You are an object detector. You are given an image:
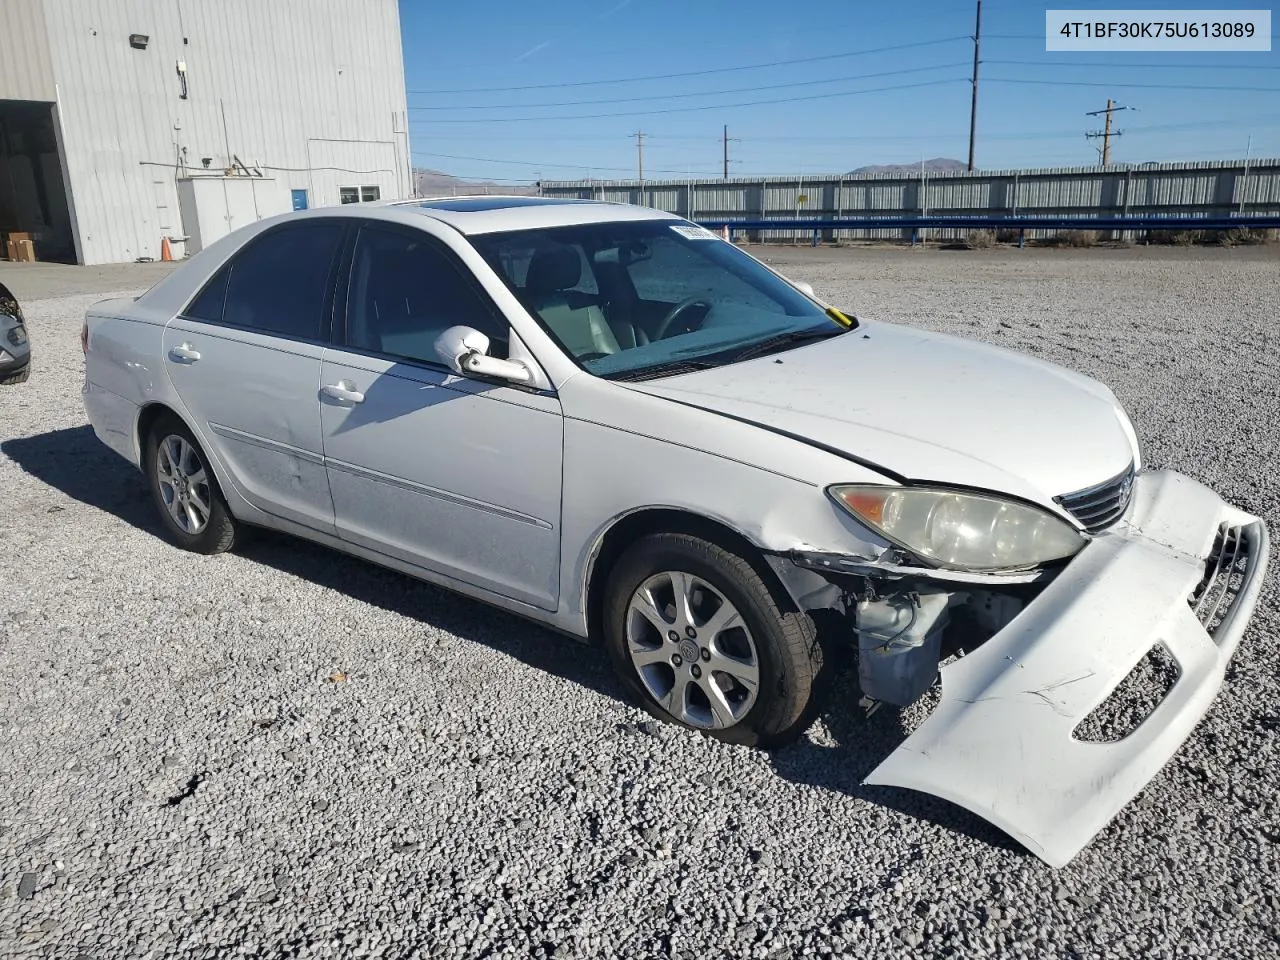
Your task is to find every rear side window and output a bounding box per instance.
[184,266,229,322]
[189,223,343,340]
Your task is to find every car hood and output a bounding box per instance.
[627,320,1135,509]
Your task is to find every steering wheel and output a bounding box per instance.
[654,296,713,340]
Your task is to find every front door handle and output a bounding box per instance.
[321,381,365,404]
[168,343,201,363]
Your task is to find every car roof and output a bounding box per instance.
[383,195,681,235]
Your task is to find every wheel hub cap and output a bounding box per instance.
[624,570,761,731]
[156,433,211,536]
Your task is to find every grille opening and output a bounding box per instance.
[1056,464,1135,534]
[1190,524,1248,638]
[1073,643,1180,743]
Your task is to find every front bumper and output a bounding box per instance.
[865,469,1270,867]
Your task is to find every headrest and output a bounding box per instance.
[524,245,581,294]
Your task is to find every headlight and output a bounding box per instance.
[829,484,1086,572]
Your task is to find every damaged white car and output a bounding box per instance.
[81,197,1269,867]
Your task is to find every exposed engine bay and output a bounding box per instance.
[772,549,1041,707]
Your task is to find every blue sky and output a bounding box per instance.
[398,0,1279,183]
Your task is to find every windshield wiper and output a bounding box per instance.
[607,359,719,382]
[725,327,847,363]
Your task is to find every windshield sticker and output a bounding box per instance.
[670,224,720,240]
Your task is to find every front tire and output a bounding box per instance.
[603,533,822,748]
[144,415,238,554]
[0,364,29,385]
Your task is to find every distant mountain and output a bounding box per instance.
[413,168,538,197]
[848,157,967,175]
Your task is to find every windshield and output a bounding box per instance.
[470,220,850,380]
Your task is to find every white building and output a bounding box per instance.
[0,0,412,265]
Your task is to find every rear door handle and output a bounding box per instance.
[169,343,201,363]
[321,381,365,404]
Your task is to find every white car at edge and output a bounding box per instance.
[81,197,1269,867]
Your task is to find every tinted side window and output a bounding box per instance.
[346,226,507,364]
[220,224,343,340]
[184,265,229,322]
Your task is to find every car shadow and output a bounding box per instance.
[5,424,1027,861]
[1,425,621,703]
[768,671,1025,857]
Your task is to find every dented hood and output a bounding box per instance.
[629,320,1135,507]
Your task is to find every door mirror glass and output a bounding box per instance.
[434,325,533,384]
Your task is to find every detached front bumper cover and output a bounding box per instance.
[865,469,1270,867]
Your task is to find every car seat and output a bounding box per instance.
[523,245,622,357]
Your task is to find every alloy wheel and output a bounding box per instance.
[625,570,761,729]
[155,434,212,535]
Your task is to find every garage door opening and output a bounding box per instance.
[0,100,75,264]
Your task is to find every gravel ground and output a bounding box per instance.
[2,246,1279,958]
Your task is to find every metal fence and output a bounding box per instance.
[539,158,1280,242]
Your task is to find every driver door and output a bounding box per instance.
[319,222,564,610]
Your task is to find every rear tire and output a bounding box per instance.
[603,532,823,748]
[144,414,238,554]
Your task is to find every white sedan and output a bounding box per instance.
[81,197,1268,867]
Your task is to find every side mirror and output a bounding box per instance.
[434,325,533,384]
[793,280,817,298]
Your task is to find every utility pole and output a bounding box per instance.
[1238,134,1253,214]
[634,130,645,181]
[967,0,982,171]
[1085,99,1129,165]
[721,125,741,179]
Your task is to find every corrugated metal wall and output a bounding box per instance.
[542,159,1280,241]
[30,0,411,264]
[0,1,56,102]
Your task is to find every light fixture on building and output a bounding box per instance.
[129,34,149,49]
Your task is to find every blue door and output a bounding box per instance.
[291,189,309,211]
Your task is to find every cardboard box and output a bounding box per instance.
[5,238,36,262]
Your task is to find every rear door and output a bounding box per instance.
[163,220,345,534]
[319,221,564,609]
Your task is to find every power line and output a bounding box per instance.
[411,149,719,177]
[405,36,970,94]
[410,77,969,124]
[407,133,724,142]
[987,77,1280,93]
[407,62,970,111]
[988,58,1280,70]
[409,113,1280,145]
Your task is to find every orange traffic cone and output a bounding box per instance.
[160,236,173,262]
